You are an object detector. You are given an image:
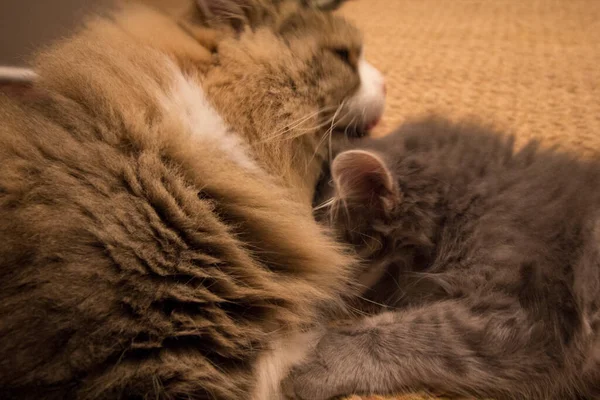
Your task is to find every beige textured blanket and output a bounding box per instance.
[343,0,600,155]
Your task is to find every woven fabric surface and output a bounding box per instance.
[341,0,600,156]
[337,0,599,399]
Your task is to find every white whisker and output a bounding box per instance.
[313,197,336,212]
[258,106,339,144]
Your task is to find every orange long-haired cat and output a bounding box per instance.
[0,0,385,399]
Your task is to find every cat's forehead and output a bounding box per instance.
[275,7,363,49]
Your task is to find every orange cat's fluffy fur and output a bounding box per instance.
[0,0,386,399]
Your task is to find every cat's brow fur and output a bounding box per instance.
[0,0,365,399]
[284,116,600,399]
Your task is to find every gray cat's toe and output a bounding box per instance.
[280,374,300,399]
[281,364,332,400]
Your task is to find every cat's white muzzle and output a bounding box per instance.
[338,57,386,135]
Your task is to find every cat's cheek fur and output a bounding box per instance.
[160,62,259,172]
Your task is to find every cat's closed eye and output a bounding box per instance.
[330,47,358,68]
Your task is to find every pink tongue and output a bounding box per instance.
[365,116,382,131]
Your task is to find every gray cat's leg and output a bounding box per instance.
[282,300,576,400]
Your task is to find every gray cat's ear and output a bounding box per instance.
[302,0,348,11]
[331,149,399,210]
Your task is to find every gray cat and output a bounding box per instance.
[283,116,600,400]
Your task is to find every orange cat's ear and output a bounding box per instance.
[193,0,348,30]
[331,149,399,212]
[195,0,254,29]
[302,0,349,11]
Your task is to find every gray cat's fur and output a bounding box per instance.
[283,116,600,399]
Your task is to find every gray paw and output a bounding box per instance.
[281,330,361,400]
[282,366,331,400]
[281,357,337,400]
